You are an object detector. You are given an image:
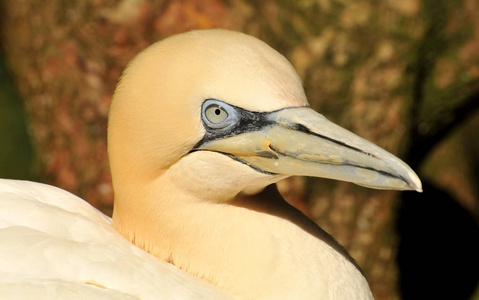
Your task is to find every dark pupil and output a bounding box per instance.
[215,108,221,115]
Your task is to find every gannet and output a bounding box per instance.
[0,29,421,300]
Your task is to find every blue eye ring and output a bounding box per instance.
[201,99,239,129]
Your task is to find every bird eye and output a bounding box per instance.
[205,104,228,124]
[201,99,238,129]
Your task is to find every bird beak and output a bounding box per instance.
[196,106,422,192]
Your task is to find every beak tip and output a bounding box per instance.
[407,172,422,193]
[414,185,423,193]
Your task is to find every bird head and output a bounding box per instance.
[108,29,421,204]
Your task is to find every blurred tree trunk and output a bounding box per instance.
[1,0,479,299]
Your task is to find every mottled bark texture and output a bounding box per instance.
[1,0,478,299]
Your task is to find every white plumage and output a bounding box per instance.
[0,179,233,299]
[0,29,421,299]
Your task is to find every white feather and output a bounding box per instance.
[0,179,233,300]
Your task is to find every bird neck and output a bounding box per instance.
[112,173,371,299]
